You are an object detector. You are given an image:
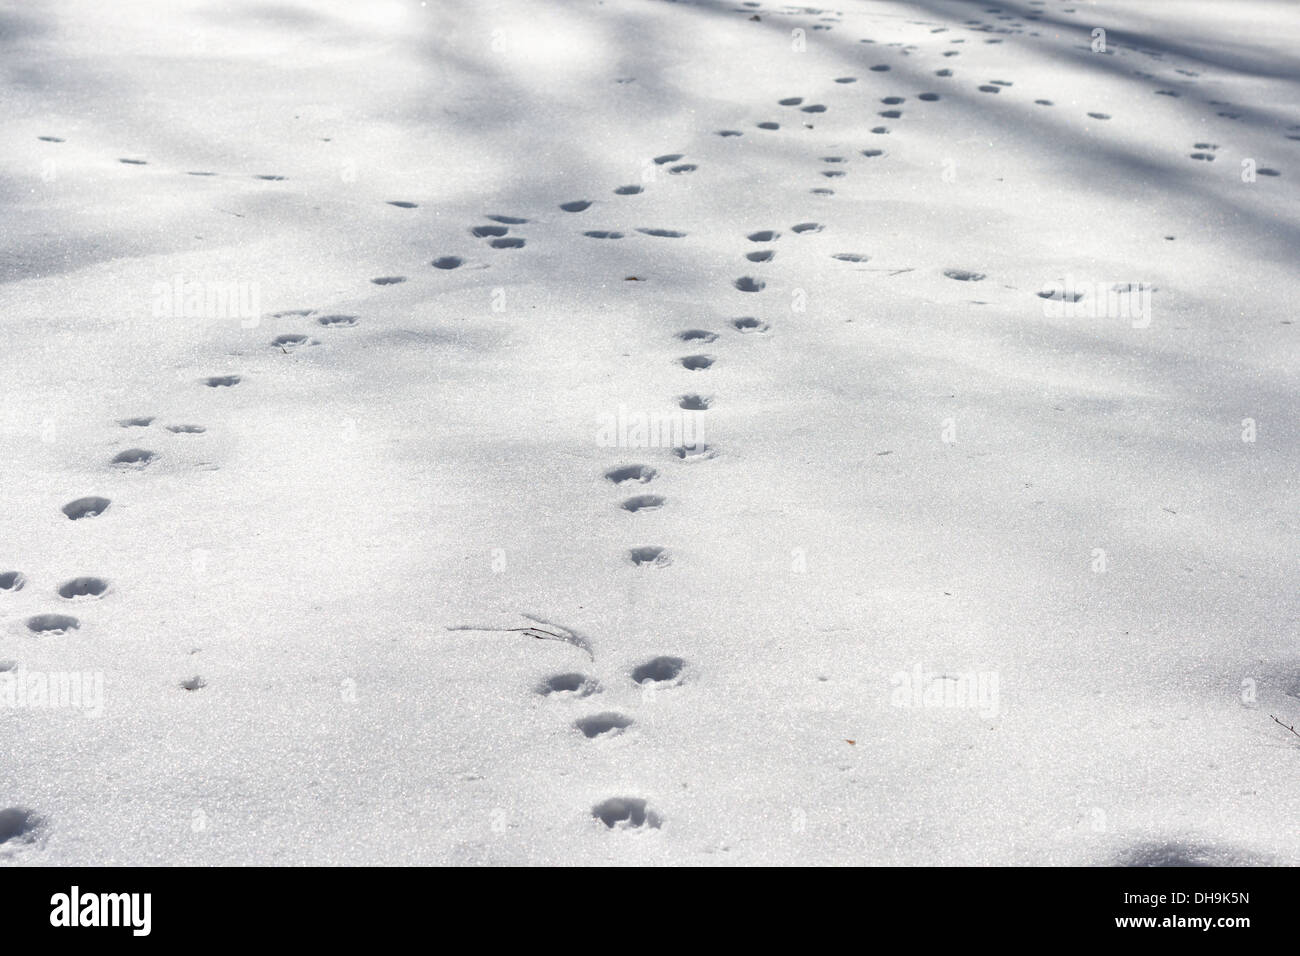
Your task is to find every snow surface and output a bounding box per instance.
[1,0,1298,865]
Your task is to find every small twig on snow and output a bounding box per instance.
[447,614,594,660]
[1270,715,1300,741]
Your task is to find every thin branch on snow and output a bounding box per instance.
[447,616,594,660]
[1270,715,1300,741]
